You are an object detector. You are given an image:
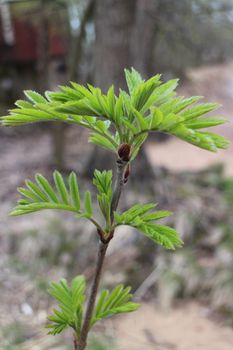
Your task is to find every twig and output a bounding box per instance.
[111,158,128,220]
[74,336,78,350]
[77,157,128,349]
[77,241,108,350]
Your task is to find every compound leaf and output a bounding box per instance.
[114,203,182,250]
[47,276,85,337]
[91,284,140,326]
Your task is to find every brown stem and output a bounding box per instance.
[78,241,108,350]
[77,158,128,350]
[111,158,128,221]
[74,335,78,350]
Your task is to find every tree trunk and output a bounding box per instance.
[133,0,159,77]
[94,0,137,91]
[85,0,155,188]
[52,0,94,171]
[37,0,49,92]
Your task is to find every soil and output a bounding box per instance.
[115,302,233,350]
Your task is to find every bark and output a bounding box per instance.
[85,0,156,187]
[133,0,159,77]
[94,0,137,91]
[78,241,108,350]
[53,0,94,171]
[37,0,49,92]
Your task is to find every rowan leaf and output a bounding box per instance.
[91,284,140,326]
[114,203,182,250]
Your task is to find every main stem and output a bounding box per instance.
[77,158,128,350]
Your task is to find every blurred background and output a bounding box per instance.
[0,0,233,349]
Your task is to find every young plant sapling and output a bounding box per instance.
[1,68,229,350]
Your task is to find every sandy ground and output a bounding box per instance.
[115,302,233,350]
[146,63,233,175]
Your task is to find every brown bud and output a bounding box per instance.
[124,163,131,183]
[118,143,131,161]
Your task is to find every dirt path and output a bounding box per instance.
[146,62,233,175]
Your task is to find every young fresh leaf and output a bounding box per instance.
[47,276,86,337]
[84,191,93,217]
[68,172,81,210]
[10,171,100,232]
[93,170,113,223]
[114,203,182,249]
[91,284,140,326]
[1,68,228,156]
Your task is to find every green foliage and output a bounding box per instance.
[93,170,112,227]
[10,171,100,227]
[11,168,181,249]
[114,203,183,249]
[47,276,86,337]
[1,68,229,157]
[47,276,139,338]
[91,284,140,326]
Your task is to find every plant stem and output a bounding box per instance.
[77,158,128,350]
[111,159,128,220]
[74,336,78,350]
[78,241,108,350]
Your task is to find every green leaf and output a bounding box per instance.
[138,223,183,249]
[15,99,33,109]
[180,102,220,121]
[84,191,93,217]
[53,171,69,205]
[24,90,47,104]
[106,85,115,116]
[142,210,172,222]
[35,174,59,203]
[173,96,203,113]
[91,284,140,326]
[171,124,219,152]
[56,100,100,116]
[89,133,117,152]
[1,67,228,155]
[114,203,182,249]
[10,172,81,216]
[131,132,148,160]
[185,117,227,129]
[202,132,230,149]
[132,107,148,131]
[93,170,112,196]
[47,275,86,337]
[25,180,48,201]
[93,170,112,223]
[69,172,81,210]
[149,107,164,129]
[124,67,143,95]
[132,75,161,112]
[114,94,124,124]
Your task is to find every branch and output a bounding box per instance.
[77,241,108,350]
[77,157,129,350]
[111,158,129,221]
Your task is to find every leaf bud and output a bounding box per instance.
[118,143,131,161]
[124,164,131,183]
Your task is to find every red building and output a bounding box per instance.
[0,18,67,64]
